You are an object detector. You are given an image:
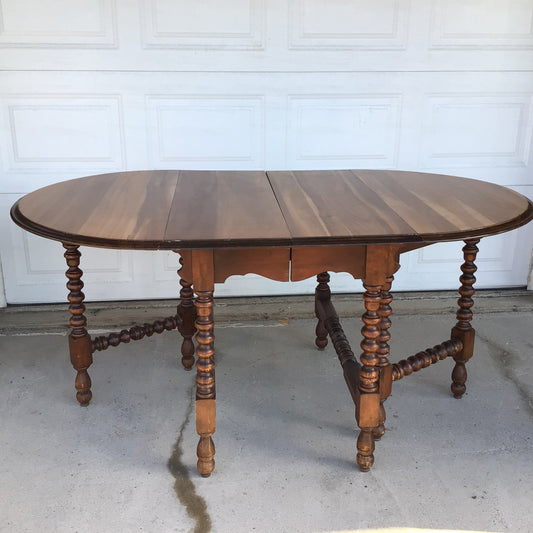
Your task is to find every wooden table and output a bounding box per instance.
[11,169,533,477]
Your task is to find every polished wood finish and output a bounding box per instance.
[359,282,382,396]
[268,170,533,245]
[356,281,382,472]
[165,170,291,248]
[92,315,181,353]
[292,246,366,281]
[191,249,216,477]
[353,170,531,242]
[314,272,331,350]
[11,170,533,249]
[213,248,290,283]
[16,172,180,249]
[63,245,93,406]
[196,399,216,477]
[391,338,463,381]
[450,239,480,399]
[177,256,197,370]
[11,170,533,477]
[374,276,393,441]
[355,245,399,471]
[315,294,360,405]
[268,170,415,241]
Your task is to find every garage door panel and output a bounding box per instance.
[419,94,532,171]
[429,0,533,50]
[0,95,125,174]
[286,94,402,169]
[141,0,265,50]
[288,0,410,50]
[146,95,265,169]
[0,0,117,47]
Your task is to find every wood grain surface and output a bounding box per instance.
[11,169,533,249]
[165,170,291,246]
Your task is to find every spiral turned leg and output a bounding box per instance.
[314,272,331,349]
[194,288,216,477]
[451,239,479,399]
[177,259,196,370]
[63,244,93,406]
[356,282,382,472]
[373,276,393,441]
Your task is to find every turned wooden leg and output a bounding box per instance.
[177,257,196,370]
[450,239,479,399]
[373,276,393,441]
[356,282,382,472]
[314,272,330,349]
[63,244,93,406]
[195,290,215,476]
[192,250,216,477]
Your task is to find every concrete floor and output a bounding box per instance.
[1,294,532,533]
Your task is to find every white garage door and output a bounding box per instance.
[1,1,532,304]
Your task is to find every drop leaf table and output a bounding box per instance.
[11,169,533,476]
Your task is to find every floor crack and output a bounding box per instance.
[168,384,212,533]
[477,332,533,417]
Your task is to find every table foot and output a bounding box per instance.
[70,334,93,406]
[314,272,330,349]
[64,245,93,406]
[451,363,468,399]
[197,434,216,477]
[74,372,92,405]
[177,263,196,370]
[450,239,479,399]
[196,398,216,477]
[356,428,375,472]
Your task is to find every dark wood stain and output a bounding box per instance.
[165,170,291,244]
[11,169,533,249]
[268,169,418,238]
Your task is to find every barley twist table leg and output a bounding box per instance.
[63,244,93,406]
[451,239,479,399]
[314,271,331,349]
[194,288,216,477]
[177,257,196,370]
[373,275,393,441]
[356,282,382,472]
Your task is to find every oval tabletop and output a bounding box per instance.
[11,169,533,250]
